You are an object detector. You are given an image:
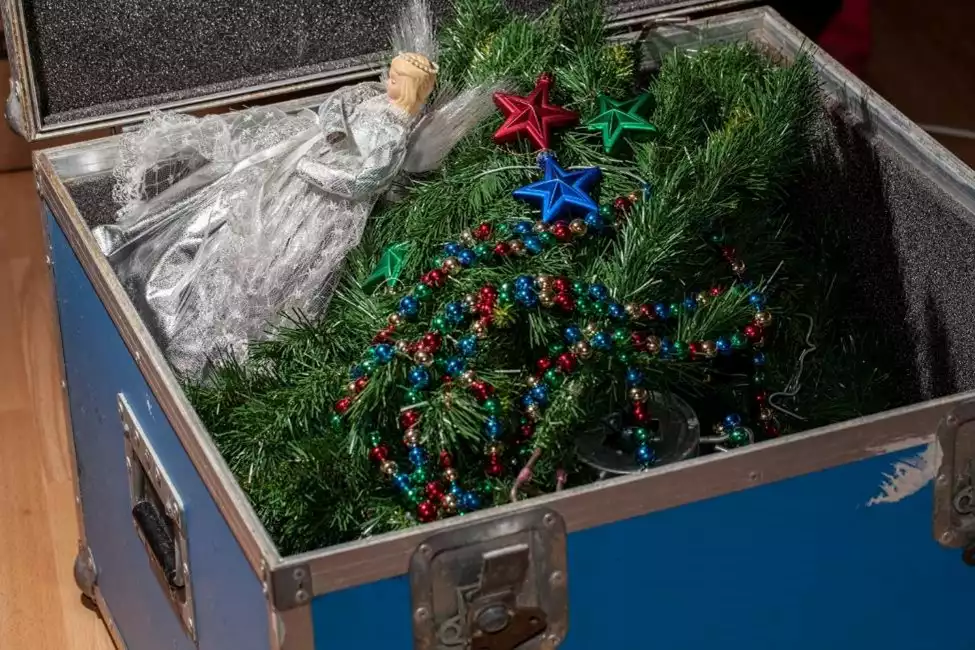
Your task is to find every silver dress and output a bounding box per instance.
[95,82,414,376]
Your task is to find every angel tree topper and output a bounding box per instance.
[493,73,579,151]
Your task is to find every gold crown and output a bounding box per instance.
[397,52,439,75]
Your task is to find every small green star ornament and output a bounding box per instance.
[585,93,656,153]
[363,242,410,292]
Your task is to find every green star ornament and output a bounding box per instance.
[363,242,410,292]
[585,93,657,153]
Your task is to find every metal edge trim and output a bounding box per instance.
[93,584,128,649]
[286,391,969,595]
[2,0,40,140]
[757,9,975,217]
[38,198,89,555]
[271,603,317,650]
[33,152,283,577]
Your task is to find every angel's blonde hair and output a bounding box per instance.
[390,52,437,115]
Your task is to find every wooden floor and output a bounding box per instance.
[0,2,974,648]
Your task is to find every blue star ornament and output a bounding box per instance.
[513,157,601,224]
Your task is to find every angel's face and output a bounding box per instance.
[387,68,404,102]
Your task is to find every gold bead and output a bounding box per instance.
[730,259,746,275]
[463,293,477,309]
[700,340,717,358]
[629,387,648,403]
[381,460,398,475]
[472,321,488,338]
[526,375,540,388]
[443,391,454,409]
[759,407,774,422]
[415,350,434,367]
[443,256,462,275]
[569,219,587,236]
[485,442,505,456]
[754,310,773,327]
[441,493,458,513]
[713,423,726,435]
[509,239,526,255]
[347,382,358,393]
[526,404,542,421]
[625,302,640,317]
[459,230,475,246]
[695,292,710,307]
[572,340,593,359]
[388,313,403,327]
[444,467,458,482]
[403,429,419,446]
[645,335,661,354]
[628,192,639,204]
[458,370,476,388]
[584,322,599,337]
[395,340,410,353]
[533,222,547,234]
[539,290,555,308]
[535,273,552,288]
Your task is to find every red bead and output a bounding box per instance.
[763,422,781,437]
[688,342,701,358]
[400,409,421,430]
[439,450,453,468]
[630,331,647,350]
[426,269,446,288]
[353,376,369,393]
[755,389,769,405]
[486,454,504,477]
[536,357,553,373]
[335,397,353,414]
[417,500,438,523]
[721,246,736,260]
[639,304,655,320]
[372,328,393,344]
[553,292,574,313]
[474,223,492,240]
[552,276,570,294]
[613,196,632,214]
[368,444,389,463]
[709,286,723,297]
[479,285,498,303]
[420,331,442,352]
[519,423,536,440]
[425,481,444,500]
[743,324,762,341]
[493,241,511,257]
[552,222,571,242]
[556,352,578,374]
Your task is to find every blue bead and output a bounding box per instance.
[564,326,583,344]
[350,365,365,379]
[591,331,613,351]
[724,413,742,428]
[408,366,430,388]
[457,335,478,357]
[520,393,536,408]
[608,302,627,321]
[444,242,462,257]
[458,249,476,267]
[445,301,466,323]
[584,212,603,231]
[716,337,732,355]
[450,482,463,496]
[523,234,543,254]
[660,338,674,356]
[635,444,655,466]
[588,283,609,301]
[393,473,411,491]
[642,183,653,201]
[483,416,503,439]
[374,344,395,364]
[749,292,765,308]
[683,296,697,311]
[513,221,534,236]
[408,447,427,466]
[626,367,644,387]
[753,351,767,366]
[446,357,466,376]
[516,289,538,308]
[530,384,550,405]
[398,295,420,319]
[461,491,482,511]
[514,275,535,291]
[654,302,670,320]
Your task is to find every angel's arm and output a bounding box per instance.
[297,129,409,201]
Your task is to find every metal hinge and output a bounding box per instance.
[410,507,568,650]
[933,401,975,565]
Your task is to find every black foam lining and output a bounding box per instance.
[63,102,975,403]
[20,0,674,126]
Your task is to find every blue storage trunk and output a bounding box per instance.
[6,1,975,648]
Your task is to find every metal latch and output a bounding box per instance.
[410,508,568,649]
[933,401,975,565]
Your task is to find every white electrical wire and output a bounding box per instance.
[767,313,817,421]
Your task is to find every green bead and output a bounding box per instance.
[404,487,423,503]
[406,388,423,404]
[616,351,631,364]
[414,283,433,300]
[498,291,513,306]
[369,431,383,446]
[731,332,747,349]
[593,301,608,316]
[496,223,510,236]
[575,296,592,313]
[366,346,379,360]
[538,232,556,248]
[479,479,496,495]
[474,243,491,258]
[728,427,751,447]
[669,302,680,316]
[543,368,562,386]
[599,204,613,218]
[548,342,566,356]
[672,341,688,359]
[612,328,629,344]
[632,427,649,442]
[710,233,724,244]
[483,398,502,415]
[572,281,588,296]
[752,371,766,384]
[500,282,513,293]
[432,315,450,332]
[435,356,448,370]
[330,414,344,430]
[433,256,444,268]
[361,359,377,373]
[411,467,428,483]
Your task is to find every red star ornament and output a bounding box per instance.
[492,73,579,151]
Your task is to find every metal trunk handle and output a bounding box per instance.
[933,399,975,565]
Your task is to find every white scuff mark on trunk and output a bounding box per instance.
[867,440,942,506]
